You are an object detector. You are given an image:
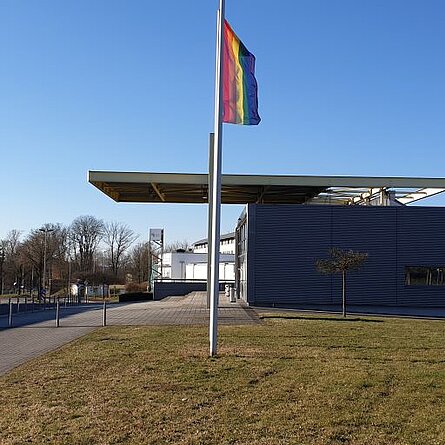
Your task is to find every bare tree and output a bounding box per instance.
[316,247,368,317]
[164,240,191,253]
[69,216,104,273]
[2,230,22,293]
[103,222,138,276]
[128,242,150,284]
[21,224,68,294]
[4,230,21,256]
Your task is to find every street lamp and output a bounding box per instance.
[39,227,54,297]
[0,245,5,295]
[66,242,73,304]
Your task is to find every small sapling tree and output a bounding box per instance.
[316,248,368,317]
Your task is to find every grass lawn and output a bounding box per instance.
[0,313,444,444]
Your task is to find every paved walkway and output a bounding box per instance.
[0,292,259,375]
[106,292,259,326]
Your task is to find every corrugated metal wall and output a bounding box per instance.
[245,204,445,307]
[397,207,445,306]
[330,206,397,306]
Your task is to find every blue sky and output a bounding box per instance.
[1,0,445,244]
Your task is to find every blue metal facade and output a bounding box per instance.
[238,204,445,307]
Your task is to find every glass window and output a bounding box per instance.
[405,266,445,286]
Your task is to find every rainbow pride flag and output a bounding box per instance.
[222,20,261,125]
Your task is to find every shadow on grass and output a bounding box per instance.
[260,315,384,323]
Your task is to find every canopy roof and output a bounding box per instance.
[88,170,445,205]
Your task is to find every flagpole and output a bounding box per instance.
[206,132,214,310]
[209,0,225,356]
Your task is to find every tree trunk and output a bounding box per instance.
[342,271,346,318]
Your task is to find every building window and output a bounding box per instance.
[237,221,247,255]
[405,266,445,286]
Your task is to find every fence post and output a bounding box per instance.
[55,299,60,327]
[16,296,20,313]
[8,298,13,327]
[102,300,107,327]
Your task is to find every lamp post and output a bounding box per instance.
[30,265,34,301]
[67,243,72,304]
[0,245,5,295]
[39,227,54,297]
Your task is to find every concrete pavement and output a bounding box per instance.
[0,292,260,375]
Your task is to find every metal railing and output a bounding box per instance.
[2,295,109,328]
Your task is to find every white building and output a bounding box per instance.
[192,232,235,254]
[162,251,235,281]
[185,261,235,281]
[161,233,236,281]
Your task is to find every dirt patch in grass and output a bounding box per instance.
[1,314,444,444]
